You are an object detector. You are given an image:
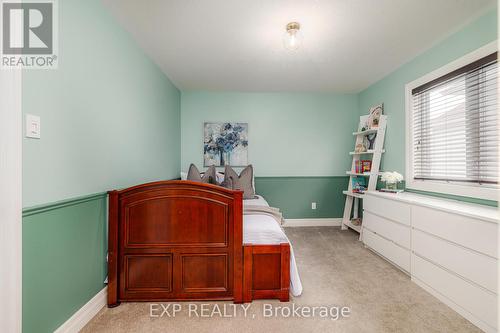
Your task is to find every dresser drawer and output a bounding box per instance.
[364,195,410,226]
[363,228,410,272]
[363,211,410,249]
[413,229,497,293]
[412,254,498,332]
[412,205,498,258]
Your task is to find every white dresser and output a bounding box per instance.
[362,191,498,333]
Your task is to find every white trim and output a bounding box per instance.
[283,218,341,227]
[54,287,107,333]
[0,69,22,332]
[405,41,499,201]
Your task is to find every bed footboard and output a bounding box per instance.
[243,243,290,302]
[107,181,244,306]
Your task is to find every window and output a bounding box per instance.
[406,43,498,200]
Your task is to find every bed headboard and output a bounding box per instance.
[107,180,243,306]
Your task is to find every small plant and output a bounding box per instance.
[381,172,404,188]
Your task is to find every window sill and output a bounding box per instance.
[406,179,498,202]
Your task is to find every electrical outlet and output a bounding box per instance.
[311,202,317,210]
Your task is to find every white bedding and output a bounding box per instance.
[243,196,303,297]
[244,195,270,207]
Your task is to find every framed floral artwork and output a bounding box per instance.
[204,122,248,166]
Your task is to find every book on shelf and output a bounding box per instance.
[354,159,372,174]
[362,160,372,173]
[351,176,366,193]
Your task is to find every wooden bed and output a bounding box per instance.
[107,180,289,307]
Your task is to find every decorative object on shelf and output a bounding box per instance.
[362,160,372,173]
[381,171,404,192]
[204,122,248,166]
[351,176,367,193]
[351,218,362,226]
[354,142,367,153]
[365,133,377,150]
[354,160,372,174]
[367,104,383,129]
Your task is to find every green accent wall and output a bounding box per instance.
[358,9,497,175]
[181,91,359,176]
[23,194,107,333]
[255,177,349,219]
[22,0,181,208]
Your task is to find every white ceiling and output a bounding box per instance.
[102,0,495,93]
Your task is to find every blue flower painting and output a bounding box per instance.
[204,122,248,166]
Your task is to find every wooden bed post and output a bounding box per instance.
[242,243,290,303]
[280,243,290,302]
[233,191,244,303]
[242,246,253,303]
[107,190,120,307]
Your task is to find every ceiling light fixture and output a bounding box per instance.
[283,22,302,51]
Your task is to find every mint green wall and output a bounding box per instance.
[23,194,106,333]
[181,92,358,218]
[181,91,358,176]
[358,9,497,175]
[23,0,181,208]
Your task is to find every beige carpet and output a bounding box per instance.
[83,227,480,333]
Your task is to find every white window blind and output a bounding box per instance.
[412,53,498,185]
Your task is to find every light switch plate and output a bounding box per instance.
[311,202,317,210]
[26,114,41,139]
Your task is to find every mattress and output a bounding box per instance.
[243,195,303,297]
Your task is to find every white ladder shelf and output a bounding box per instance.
[341,115,387,239]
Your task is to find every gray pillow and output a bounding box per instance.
[219,172,232,189]
[223,165,255,199]
[187,164,217,184]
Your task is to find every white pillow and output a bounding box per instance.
[216,172,225,184]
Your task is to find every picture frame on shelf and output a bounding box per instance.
[367,104,383,129]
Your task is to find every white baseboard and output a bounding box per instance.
[284,218,342,227]
[54,287,107,333]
